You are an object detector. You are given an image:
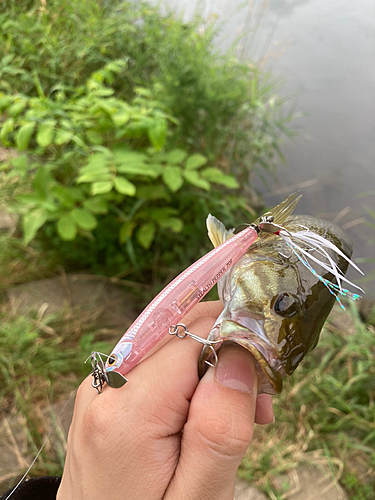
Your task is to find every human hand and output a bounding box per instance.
[57,301,273,500]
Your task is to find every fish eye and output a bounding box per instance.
[107,354,117,366]
[274,293,302,317]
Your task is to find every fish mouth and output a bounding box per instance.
[198,318,285,394]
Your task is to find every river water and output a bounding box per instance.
[154,0,375,295]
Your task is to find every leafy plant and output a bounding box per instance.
[0,309,110,411]
[0,0,292,281]
[0,62,239,256]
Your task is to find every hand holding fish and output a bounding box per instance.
[57,301,274,500]
[4,193,363,500]
[94,193,363,396]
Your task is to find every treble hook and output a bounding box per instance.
[85,351,128,393]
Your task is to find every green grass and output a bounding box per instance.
[239,302,375,499]
[1,299,373,498]
[0,305,113,485]
[0,234,59,292]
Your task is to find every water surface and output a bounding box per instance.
[155,0,375,294]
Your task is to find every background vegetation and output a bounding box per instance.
[0,0,291,281]
[0,0,373,499]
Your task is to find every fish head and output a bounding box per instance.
[199,208,355,394]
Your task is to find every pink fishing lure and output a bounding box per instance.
[102,225,258,386]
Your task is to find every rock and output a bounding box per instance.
[273,463,348,500]
[0,210,18,232]
[0,147,18,162]
[6,273,138,333]
[234,479,268,500]
[357,298,375,323]
[327,305,357,336]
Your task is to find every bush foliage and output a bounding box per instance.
[0,0,292,278]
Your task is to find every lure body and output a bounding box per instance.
[105,225,258,379]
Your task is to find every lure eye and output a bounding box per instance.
[107,354,117,366]
[274,293,302,317]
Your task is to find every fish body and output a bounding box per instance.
[199,200,355,394]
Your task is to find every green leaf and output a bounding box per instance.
[150,151,169,163]
[165,149,188,165]
[71,209,97,230]
[116,163,161,177]
[82,154,111,169]
[119,221,136,244]
[0,118,14,146]
[112,110,130,127]
[41,200,58,212]
[135,87,151,97]
[136,222,156,249]
[10,155,27,170]
[159,217,183,232]
[114,176,136,196]
[185,154,207,170]
[96,98,117,114]
[16,122,36,151]
[33,166,51,199]
[183,170,210,190]
[77,172,112,184]
[85,130,103,145]
[70,134,86,148]
[0,95,13,112]
[148,118,167,150]
[51,185,77,208]
[57,214,77,240]
[17,193,43,206]
[113,147,159,177]
[91,181,113,195]
[113,147,147,165]
[22,208,47,245]
[162,166,183,192]
[83,198,108,214]
[55,129,72,145]
[201,167,239,188]
[93,88,115,97]
[8,100,27,118]
[147,207,178,222]
[136,185,170,201]
[2,54,15,66]
[36,120,56,147]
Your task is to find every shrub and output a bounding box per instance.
[0,0,292,279]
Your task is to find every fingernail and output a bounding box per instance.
[215,344,256,394]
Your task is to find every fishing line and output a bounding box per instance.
[4,390,77,500]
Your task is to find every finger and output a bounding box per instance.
[72,300,223,426]
[255,394,274,425]
[63,307,223,500]
[165,344,258,500]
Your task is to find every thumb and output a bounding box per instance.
[165,344,257,500]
